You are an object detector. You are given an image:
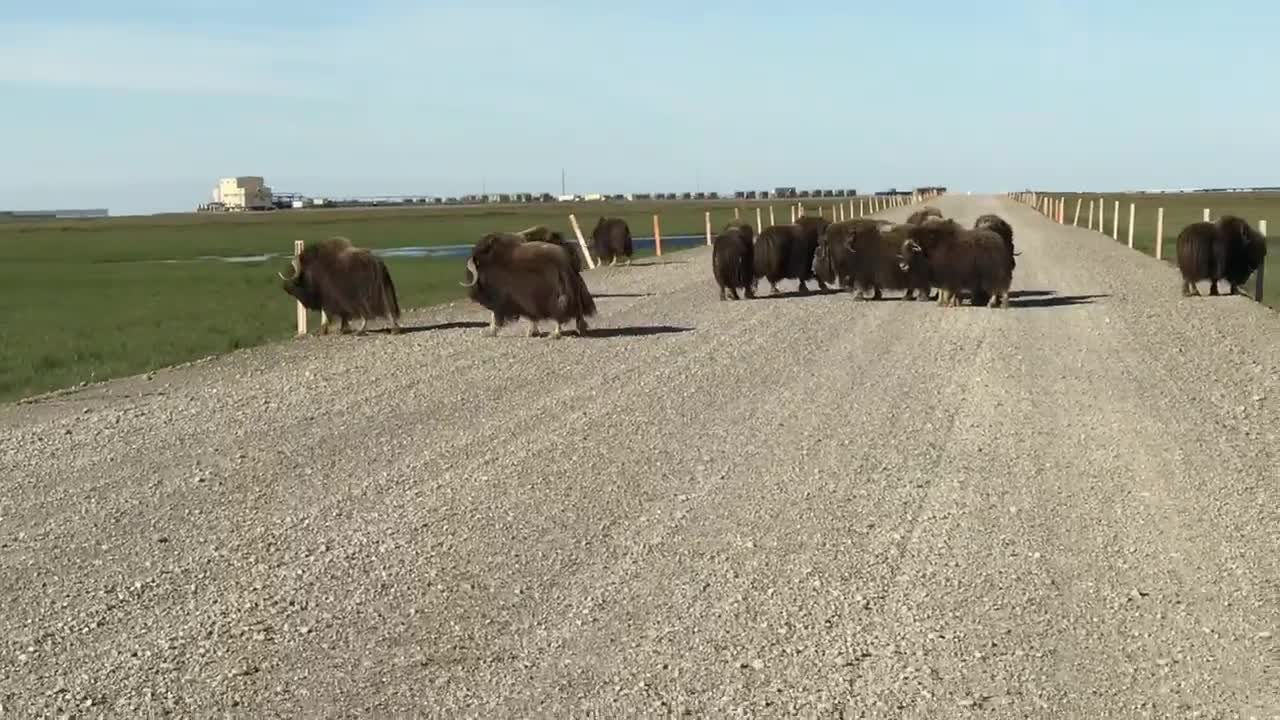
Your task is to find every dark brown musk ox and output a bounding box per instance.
[898,219,1013,308]
[1176,215,1268,296]
[753,218,830,295]
[591,216,634,266]
[278,236,402,334]
[834,219,932,301]
[514,225,585,272]
[459,231,597,338]
[712,223,756,300]
[905,206,944,226]
[969,213,1017,306]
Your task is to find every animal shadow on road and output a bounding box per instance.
[587,324,693,338]
[627,260,688,267]
[750,288,843,301]
[593,292,657,299]
[1007,290,1110,308]
[372,321,489,335]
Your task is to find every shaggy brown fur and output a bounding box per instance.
[1176,215,1269,296]
[753,221,826,294]
[591,217,634,266]
[969,214,1017,305]
[712,226,756,300]
[899,219,1012,308]
[723,219,756,245]
[838,220,932,301]
[278,236,402,334]
[905,206,944,226]
[460,232,597,338]
[516,225,585,272]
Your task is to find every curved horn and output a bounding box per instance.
[277,271,290,281]
[458,257,480,287]
[1012,251,1022,256]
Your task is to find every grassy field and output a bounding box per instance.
[1024,190,1280,308]
[0,196,885,403]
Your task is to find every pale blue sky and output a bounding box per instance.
[1,1,1277,215]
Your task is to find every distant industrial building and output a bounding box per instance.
[210,176,274,211]
[0,208,109,222]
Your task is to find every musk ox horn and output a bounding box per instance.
[458,257,479,287]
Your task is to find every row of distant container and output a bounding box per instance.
[0,208,110,221]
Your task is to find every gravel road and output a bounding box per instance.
[2,195,1278,718]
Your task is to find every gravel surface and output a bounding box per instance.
[1,195,1278,717]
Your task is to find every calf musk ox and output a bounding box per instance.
[516,225,585,272]
[591,217,634,266]
[753,219,829,294]
[834,220,931,301]
[278,236,402,334]
[459,232,597,338]
[1176,215,1268,296]
[712,224,756,300]
[905,206,944,226]
[969,214,1017,306]
[899,219,1013,308]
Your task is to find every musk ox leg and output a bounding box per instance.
[356,316,369,335]
[1209,279,1220,296]
[526,319,541,337]
[338,316,352,334]
[718,286,726,301]
[549,321,563,340]
[576,316,589,336]
[483,311,500,337]
[728,287,740,300]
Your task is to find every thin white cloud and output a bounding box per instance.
[0,20,342,99]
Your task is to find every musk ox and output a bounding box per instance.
[459,232,597,338]
[516,225,586,272]
[898,219,1012,308]
[906,206,944,226]
[278,236,402,334]
[836,220,932,301]
[1176,215,1268,296]
[753,220,828,295]
[712,225,756,300]
[723,219,756,245]
[969,214,1017,306]
[591,217,634,266]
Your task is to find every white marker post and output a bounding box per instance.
[790,205,796,223]
[704,211,712,246]
[1099,198,1105,234]
[293,240,307,336]
[734,207,740,219]
[1127,203,1135,248]
[1203,208,1211,222]
[860,198,865,217]
[769,206,776,226]
[567,214,597,269]
[1155,207,1165,260]
[756,206,763,232]
[1112,200,1120,240]
[1256,220,1268,303]
[1073,198,1082,226]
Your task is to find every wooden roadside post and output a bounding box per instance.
[1060,197,1066,223]
[1256,220,1268,303]
[292,240,307,336]
[734,207,740,219]
[860,198,865,216]
[790,205,796,223]
[1127,203,1135,248]
[1203,208,1211,222]
[1155,208,1165,260]
[1112,200,1120,240]
[653,214,663,256]
[769,206,776,226]
[568,214,597,269]
[756,206,763,232]
[1073,198,1082,226]
[819,207,824,218]
[1099,198,1105,234]
[1088,200,1094,230]
[704,211,712,246]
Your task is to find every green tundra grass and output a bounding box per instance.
[0,196,883,404]
[1026,190,1280,309]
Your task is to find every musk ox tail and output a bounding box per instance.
[563,265,597,319]
[380,262,401,320]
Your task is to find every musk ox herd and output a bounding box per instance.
[714,206,1019,307]
[277,204,1269,339]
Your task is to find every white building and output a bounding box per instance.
[213,176,273,210]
